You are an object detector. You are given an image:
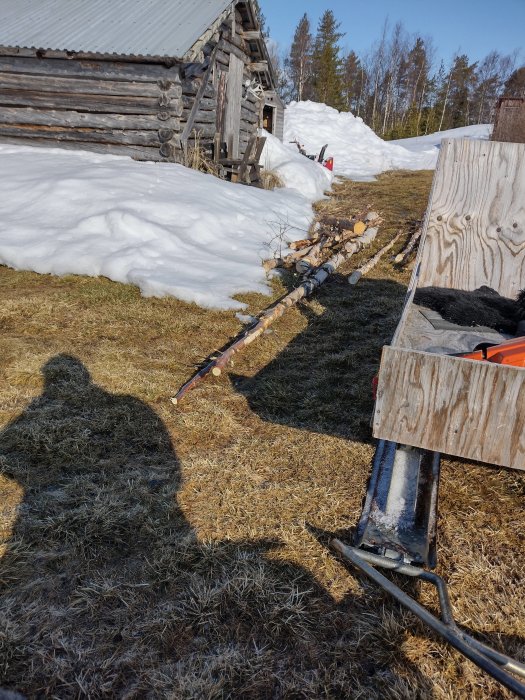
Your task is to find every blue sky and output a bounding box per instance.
[261,0,524,67]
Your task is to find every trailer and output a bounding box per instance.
[333,138,525,697]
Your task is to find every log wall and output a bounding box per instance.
[0,5,274,163]
[0,53,183,161]
[180,9,262,159]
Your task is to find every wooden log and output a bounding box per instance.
[217,38,251,65]
[289,237,318,251]
[0,106,180,130]
[353,220,367,235]
[240,107,258,124]
[0,125,164,146]
[295,236,330,273]
[0,55,179,82]
[348,231,403,285]
[0,135,163,160]
[182,95,215,111]
[394,227,423,265]
[0,71,182,98]
[181,44,219,145]
[182,108,216,124]
[0,89,178,114]
[185,123,216,139]
[172,247,354,405]
[182,79,215,99]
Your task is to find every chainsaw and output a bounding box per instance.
[459,335,525,366]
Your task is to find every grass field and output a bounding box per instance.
[0,170,524,699]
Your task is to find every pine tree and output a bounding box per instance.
[286,13,313,102]
[504,66,525,97]
[447,54,478,127]
[343,50,366,115]
[312,10,345,109]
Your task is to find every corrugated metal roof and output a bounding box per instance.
[0,0,233,58]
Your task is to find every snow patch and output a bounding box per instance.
[261,129,333,201]
[284,101,491,180]
[0,143,314,310]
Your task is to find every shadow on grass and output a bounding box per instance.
[231,274,408,442]
[0,354,439,698]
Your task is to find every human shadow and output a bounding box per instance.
[231,274,408,442]
[0,354,437,698]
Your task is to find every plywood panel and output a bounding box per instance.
[417,138,525,299]
[224,53,243,158]
[373,346,525,470]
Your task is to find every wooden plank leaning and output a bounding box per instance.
[180,43,220,147]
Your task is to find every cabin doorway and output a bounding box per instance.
[263,105,275,134]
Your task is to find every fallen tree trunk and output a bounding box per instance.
[173,247,355,405]
[348,231,403,285]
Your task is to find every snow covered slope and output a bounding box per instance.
[261,130,333,201]
[0,144,314,310]
[0,104,492,310]
[391,124,492,152]
[284,101,491,180]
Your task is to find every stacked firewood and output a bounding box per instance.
[394,218,424,268]
[264,210,384,274]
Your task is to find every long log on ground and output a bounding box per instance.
[172,248,355,405]
[394,227,422,265]
[348,231,403,285]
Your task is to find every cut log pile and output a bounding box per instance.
[264,210,384,274]
[394,219,424,268]
[173,211,390,405]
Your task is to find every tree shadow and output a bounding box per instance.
[231,274,408,442]
[0,354,438,697]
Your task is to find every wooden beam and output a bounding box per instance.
[0,106,180,130]
[242,30,262,40]
[250,61,268,72]
[180,43,219,144]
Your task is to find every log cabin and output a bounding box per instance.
[0,0,284,163]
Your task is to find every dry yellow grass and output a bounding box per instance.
[0,170,524,698]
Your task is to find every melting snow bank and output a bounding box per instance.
[391,124,492,152]
[0,143,316,310]
[284,101,491,180]
[261,129,333,201]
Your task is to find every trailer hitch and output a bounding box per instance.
[332,539,525,698]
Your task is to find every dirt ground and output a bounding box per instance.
[0,171,524,699]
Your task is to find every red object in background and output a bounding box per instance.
[460,336,525,367]
[372,374,379,400]
[323,157,334,171]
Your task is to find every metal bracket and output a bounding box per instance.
[332,539,525,698]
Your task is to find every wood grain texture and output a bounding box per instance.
[373,346,525,470]
[0,136,161,160]
[224,53,243,158]
[0,71,181,98]
[375,139,525,469]
[417,138,525,298]
[0,107,180,131]
[0,55,177,82]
